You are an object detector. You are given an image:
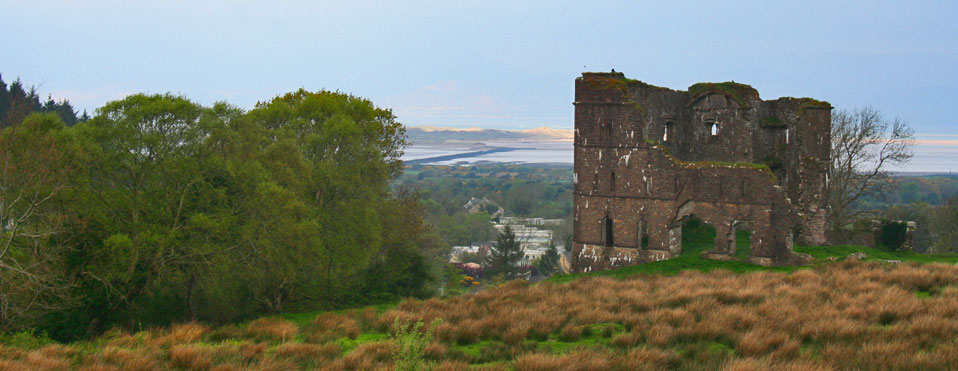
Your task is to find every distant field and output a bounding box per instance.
[3,224,957,370]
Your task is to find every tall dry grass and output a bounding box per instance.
[2,261,958,369]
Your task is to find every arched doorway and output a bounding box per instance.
[729,220,753,259]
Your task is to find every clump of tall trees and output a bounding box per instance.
[0,74,83,129]
[0,89,441,341]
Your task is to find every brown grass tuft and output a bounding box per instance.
[273,342,341,362]
[307,313,361,342]
[23,351,72,370]
[612,347,676,370]
[423,342,449,360]
[245,318,298,342]
[98,346,158,371]
[327,341,394,370]
[169,345,212,370]
[736,329,791,357]
[514,349,612,371]
[434,360,471,371]
[240,342,268,360]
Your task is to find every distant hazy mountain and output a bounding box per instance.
[407,126,573,142]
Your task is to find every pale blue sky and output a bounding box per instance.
[2,1,956,134]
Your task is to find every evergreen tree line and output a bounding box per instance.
[0,90,443,341]
[0,74,85,129]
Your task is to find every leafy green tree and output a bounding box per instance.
[504,182,544,216]
[0,88,431,338]
[362,189,445,302]
[230,89,409,311]
[435,212,493,246]
[485,226,523,279]
[74,93,225,326]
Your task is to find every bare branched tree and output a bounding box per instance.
[0,113,79,331]
[829,107,915,228]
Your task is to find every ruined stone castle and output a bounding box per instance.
[572,72,831,272]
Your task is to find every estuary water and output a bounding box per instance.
[403,140,957,174]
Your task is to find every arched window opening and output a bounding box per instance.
[606,122,614,139]
[708,122,718,136]
[663,122,674,142]
[603,216,614,247]
[785,128,790,144]
[637,220,649,249]
[593,172,599,191]
[610,172,616,192]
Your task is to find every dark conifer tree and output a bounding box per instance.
[537,244,561,277]
[0,74,8,122]
[485,226,523,279]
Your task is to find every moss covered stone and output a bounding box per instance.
[760,116,785,128]
[688,82,759,110]
[796,97,832,116]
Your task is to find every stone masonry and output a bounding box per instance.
[572,72,831,272]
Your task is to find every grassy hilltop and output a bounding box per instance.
[2,223,958,370]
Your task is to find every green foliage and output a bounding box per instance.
[0,330,55,349]
[390,318,441,371]
[0,89,437,340]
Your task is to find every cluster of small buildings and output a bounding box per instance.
[449,216,566,266]
[449,196,573,277]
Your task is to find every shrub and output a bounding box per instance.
[390,318,441,371]
[558,325,583,342]
[0,330,55,349]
